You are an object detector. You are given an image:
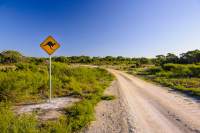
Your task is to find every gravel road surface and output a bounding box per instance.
[85,69,200,133]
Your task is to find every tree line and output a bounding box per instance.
[1,49,200,66]
[155,49,200,66]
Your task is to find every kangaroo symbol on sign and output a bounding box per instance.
[43,41,56,50]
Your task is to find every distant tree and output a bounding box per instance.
[0,54,4,63]
[91,57,101,64]
[166,53,178,63]
[151,58,157,65]
[54,56,69,63]
[28,57,46,65]
[105,56,114,61]
[156,55,165,59]
[139,57,150,65]
[79,56,91,63]
[0,50,24,63]
[180,49,200,64]
[155,55,166,66]
[116,56,124,61]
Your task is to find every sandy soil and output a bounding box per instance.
[83,81,134,133]
[15,97,80,120]
[85,69,200,133]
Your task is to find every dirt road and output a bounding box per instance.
[84,81,132,133]
[86,69,200,133]
[109,69,200,133]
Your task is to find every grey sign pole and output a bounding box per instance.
[40,36,60,103]
[49,55,52,102]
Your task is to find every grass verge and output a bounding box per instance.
[128,66,200,97]
[0,63,114,133]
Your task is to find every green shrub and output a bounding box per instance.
[146,66,162,75]
[171,66,191,77]
[162,64,200,77]
[0,103,39,133]
[64,100,94,132]
[189,65,200,77]
[0,70,48,102]
[155,71,173,77]
[162,63,177,71]
[101,95,116,100]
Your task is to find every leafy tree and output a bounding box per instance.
[155,55,166,66]
[0,54,4,63]
[54,56,69,63]
[105,56,114,61]
[79,56,91,63]
[28,57,46,65]
[139,57,150,65]
[180,49,200,64]
[166,53,178,63]
[116,56,124,61]
[0,50,24,63]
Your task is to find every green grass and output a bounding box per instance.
[0,62,114,133]
[101,95,116,100]
[0,103,39,133]
[39,100,96,133]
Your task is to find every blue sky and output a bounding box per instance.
[0,0,200,57]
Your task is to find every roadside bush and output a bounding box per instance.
[162,63,177,71]
[64,100,94,132]
[173,67,191,77]
[155,71,173,77]
[162,64,200,77]
[189,65,200,77]
[0,103,39,133]
[146,66,162,75]
[0,70,48,102]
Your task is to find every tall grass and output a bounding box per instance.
[0,103,39,133]
[0,62,114,133]
[0,62,113,103]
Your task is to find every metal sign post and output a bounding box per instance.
[49,55,52,102]
[40,36,60,103]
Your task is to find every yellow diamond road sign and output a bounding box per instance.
[40,36,60,55]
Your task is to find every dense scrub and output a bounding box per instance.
[0,62,114,133]
[144,64,200,78]
[130,64,200,96]
[0,62,113,103]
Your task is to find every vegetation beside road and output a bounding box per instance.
[118,49,200,97]
[129,63,200,97]
[0,51,114,133]
[0,48,200,132]
[1,49,200,98]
